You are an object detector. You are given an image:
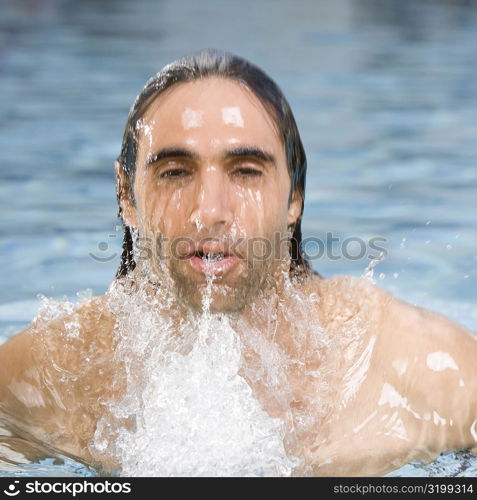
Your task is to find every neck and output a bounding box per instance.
[119,256,314,327]
[226,259,306,339]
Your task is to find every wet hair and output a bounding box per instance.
[115,48,318,279]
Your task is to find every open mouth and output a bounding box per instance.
[194,250,228,261]
[189,249,238,275]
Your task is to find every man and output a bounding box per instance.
[0,49,475,477]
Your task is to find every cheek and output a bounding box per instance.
[233,186,264,234]
[235,184,289,235]
[161,189,191,235]
[144,184,196,238]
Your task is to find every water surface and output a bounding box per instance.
[0,0,476,476]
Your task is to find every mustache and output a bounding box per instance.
[134,231,291,261]
[157,232,248,259]
[144,230,292,261]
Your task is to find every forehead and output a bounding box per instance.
[137,77,283,153]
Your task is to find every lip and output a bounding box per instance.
[194,242,232,255]
[188,253,239,276]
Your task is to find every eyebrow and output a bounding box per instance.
[223,146,276,166]
[146,147,199,166]
[146,146,277,168]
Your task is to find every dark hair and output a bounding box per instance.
[115,49,318,280]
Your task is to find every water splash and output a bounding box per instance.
[361,251,387,283]
[91,274,306,476]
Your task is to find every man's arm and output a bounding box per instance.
[311,276,477,476]
[0,325,50,423]
[0,296,118,462]
[377,292,477,454]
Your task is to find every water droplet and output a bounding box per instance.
[361,251,386,282]
[308,292,319,303]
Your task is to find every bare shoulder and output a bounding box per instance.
[33,294,117,353]
[0,296,115,403]
[365,284,477,375]
[31,294,116,339]
[310,273,477,412]
[0,295,120,460]
[305,275,477,473]
[0,293,117,382]
[27,294,119,402]
[311,273,476,347]
[0,294,117,370]
[383,290,476,345]
[310,274,392,333]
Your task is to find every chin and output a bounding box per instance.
[208,295,248,314]
[176,283,249,315]
[167,259,269,315]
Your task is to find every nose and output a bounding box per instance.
[189,166,233,230]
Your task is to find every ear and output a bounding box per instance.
[115,161,138,228]
[287,190,302,227]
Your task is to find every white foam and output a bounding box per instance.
[91,278,302,476]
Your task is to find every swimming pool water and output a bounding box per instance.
[0,0,476,476]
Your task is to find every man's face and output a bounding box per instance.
[120,77,301,313]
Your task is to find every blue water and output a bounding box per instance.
[0,0,476,476]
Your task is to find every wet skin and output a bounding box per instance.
[117,77,302,313]
[0,78,475,476]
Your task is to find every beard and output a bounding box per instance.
[153,230,290,315]
[169,255,273,314]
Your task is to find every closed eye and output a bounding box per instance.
[159,168,190,179]
[233,167,263,177]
